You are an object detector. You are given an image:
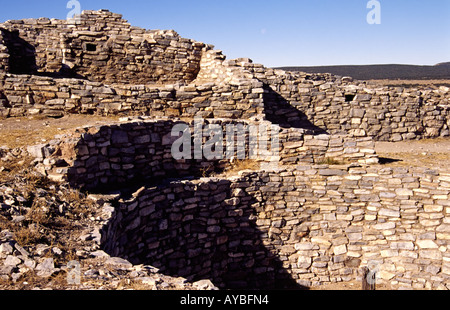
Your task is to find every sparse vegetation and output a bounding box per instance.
[0,115,120,149]
[224,159,260,176]
[0,153,97,252]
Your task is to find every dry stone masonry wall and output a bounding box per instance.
[207,58,450,141]
[0,75,264,119]
[0,10,203,84]
[0,10,449,141]
[100,165,450,290]
[30,118,450,290]
[1,10,449,290]
[34,118,378,191]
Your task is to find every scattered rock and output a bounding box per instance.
[4,255,21,267]
[105,257,133,270]
[193,279,219,290]
[35,258,57,278]
[0,243,13,255]
[52,247,63,256]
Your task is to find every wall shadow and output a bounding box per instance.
[1,28,86,79]
[35,65,87,80]
[63,121,232,194]
[1,29,37,74]
[100,178,307,290]
[263,84,328,134]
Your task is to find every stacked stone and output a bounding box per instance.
[0,30,8,72]
[97,165,449,290]
[0,74,264,119]
[101,174,301,289]
[1,10,449,141]
[24,119,448,289]
[0,17,67,74]
[0,10,205,84]
[195,48,258,85]
[2,67,447,142]
[285,165,449,289]
[201,55,449,141]
[37,119,284,190]
[258,65,450,141]
[34,117,379,190]
[279,130,379,166]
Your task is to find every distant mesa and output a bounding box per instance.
[276,62,450,80]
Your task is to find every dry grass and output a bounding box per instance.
[0,115,120,149]
[369,79,450,88]
[1,268,70,290]
[223,159,260,176]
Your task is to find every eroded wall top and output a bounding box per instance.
[0,10,205,84]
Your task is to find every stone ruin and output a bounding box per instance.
[1,10,449,289]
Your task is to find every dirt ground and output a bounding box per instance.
[0,115,120,149]
[375,137,450,171]
[369,79,450,88]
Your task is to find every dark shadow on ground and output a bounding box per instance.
[378,157,403,165]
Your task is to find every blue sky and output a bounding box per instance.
[0,0,449,67]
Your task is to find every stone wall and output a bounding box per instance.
[3,9,450,291]
[33,119,378,191]
[1,10,449,142]
[0,30,8,72]
[204,57,450,141]
[0,74,264,119]
[37,119,244,191]
[100,165,450,290]
[261,69,450,141]
[0,10,204,84]
[1,68,448,142]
